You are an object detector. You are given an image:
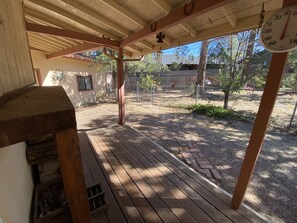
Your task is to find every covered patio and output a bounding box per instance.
[0,0,296,222]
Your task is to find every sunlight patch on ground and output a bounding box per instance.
[235,150,245,159]
[245,193,262,205]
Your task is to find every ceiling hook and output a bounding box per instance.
[184,0,195,16]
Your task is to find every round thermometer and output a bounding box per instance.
[260,5,297,52]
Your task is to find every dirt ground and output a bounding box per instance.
[76,90,297,223]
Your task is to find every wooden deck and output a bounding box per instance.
[79,125,271,223]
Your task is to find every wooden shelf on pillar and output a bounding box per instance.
[0,86,91,223]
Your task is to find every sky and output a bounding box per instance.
[162,41,202,56]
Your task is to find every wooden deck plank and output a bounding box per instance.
[83,126,270,223]
[79,132,126,223]
[119,125,270,223]
[89,131,164,223]
[91,131,163,223]
[111,127,234,223]
[100,129,181,223]
[87,132,145,223]
[104,129,204,223]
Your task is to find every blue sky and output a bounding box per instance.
[162,41,202,56]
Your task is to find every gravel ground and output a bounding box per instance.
[76,91,297,223]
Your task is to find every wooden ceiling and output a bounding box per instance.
[24,0,283,58]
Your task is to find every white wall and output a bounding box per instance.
[31,50,106,107]
[0,143,33,223]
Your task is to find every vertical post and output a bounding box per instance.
[289,101,297,128]
[137,81,140,102]
[151,85,153,105]
[55,128,91,223]
[196,84,199,104]
[117,47,125,125]
[231,53,288,209]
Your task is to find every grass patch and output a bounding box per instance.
[170,104,250,121]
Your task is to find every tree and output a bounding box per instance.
[196,40,210,96]
[139,74,160,98]
[174,45,190,64]
[283,50,297,91]
[209,31,257,109]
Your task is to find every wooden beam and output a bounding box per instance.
[28,0,119,40]
[231,0,296,209]
[29,42,55,53]
[60,0,130,37]
[150,0,171,13]
[151,0,197,38]
[26,22,120,47]
[139,40,154,50]
[55,128,91,223]
[231,53,288,209]
[221,5,237,27]
[28,33,68,49]
[179,23,197,38]
[121,0,234,47]
[30,46,46,52]
[24,7,77,31]
[28,35,62,51]
[117,48,125,125]
[101,0,146,27]
[47,43,101,59]
[135,12,274,57]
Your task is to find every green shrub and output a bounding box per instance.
[169,104,248,120]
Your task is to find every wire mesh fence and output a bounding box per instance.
[125,82,297,131]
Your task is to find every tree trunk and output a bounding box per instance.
[242,30,256,84]
[223,91,230,109]
[196,40,210,96]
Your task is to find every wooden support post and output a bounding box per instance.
[231,53,288,209]
[55,128,91,223]
[117,47,125,125]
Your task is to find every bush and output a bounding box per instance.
[170,104,248,120]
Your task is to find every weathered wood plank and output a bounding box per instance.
[26,139,57,165]
[0,0,15,93]
[101,129,181,223]
[87,132,145,223]
[121,126,269,223]
[90,132,162,222]
[103,129,199,223]
[84,126,270,223]
[111,127,230,223]
[0,87,76,147]
[79,132,127,223]
[55,128,91,223]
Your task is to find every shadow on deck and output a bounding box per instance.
[79,125,271,223]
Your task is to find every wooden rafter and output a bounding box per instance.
[101,0,146,27]
[132,11,273,57]
[221,5,237,27]
[121,0,234,47]
[27,0,120,40]
[29,37,62,51]
[24,6,77,31]
[151,0,197,38]
[28,33,68,49]
[29,41,56,52]
[139,40,154,50]
[26,22,120,47]
[60,0,130,37]
[47,43,101,59]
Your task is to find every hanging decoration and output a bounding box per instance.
[156,32,165,43]
[184,0,195,16]
[258,3,265,29]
